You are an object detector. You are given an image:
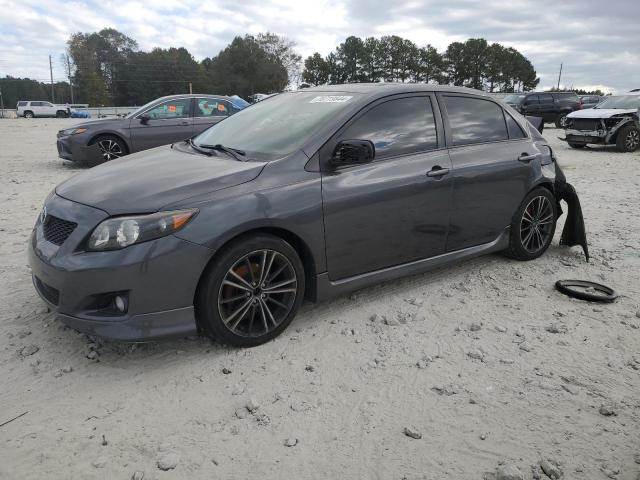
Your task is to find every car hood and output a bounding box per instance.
[55,145,265,215]
[63,117,130,130]
[567,108,638,119]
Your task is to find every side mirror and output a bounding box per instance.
[330,139,375,168]
[139,115,150,125]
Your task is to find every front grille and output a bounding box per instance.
[43,215,77,246]
[571,119,600,131]
[34,276,60,305]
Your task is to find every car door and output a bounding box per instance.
[320,94,452,281]
[30,101,44,117]
[537,93,555,122]
[439,93,536,252]
[521,95,540,116]
[193,97,239,135]
[129,97,195,152]
[42,102,56,117]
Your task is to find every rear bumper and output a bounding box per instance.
[28,194,213,341]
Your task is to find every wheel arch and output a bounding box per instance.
[193,226,319,326]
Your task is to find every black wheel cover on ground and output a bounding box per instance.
[555,280,617,302]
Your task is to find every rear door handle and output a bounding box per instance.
[180,121,190,126]
[518,152,540,162]
[426,166,450,178]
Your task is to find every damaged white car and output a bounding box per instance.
[562,94,640,152]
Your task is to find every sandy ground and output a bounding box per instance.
[0,118,639,480]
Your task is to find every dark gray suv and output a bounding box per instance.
[56,94,245,166]
[29,84,588,347]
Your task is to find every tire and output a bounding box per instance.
[568,143,585,149]
[504,187,557,261]
[89,135,127,165]
[56,110,68,118]
[24,111,34,119]
[196,234,305,347]
[555,113,568,129]
[615,125,640,152]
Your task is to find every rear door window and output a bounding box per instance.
[538,94,554,104]
[195,98,233,117]
[443,96,508,146]
[340,96,438,159]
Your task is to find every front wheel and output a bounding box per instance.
[555,113,569,129]
[616,125,640,152]
[504,187,557,261]
[90,135,127,165]
[196,234,305,347]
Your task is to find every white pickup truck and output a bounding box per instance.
[16,101,70,118]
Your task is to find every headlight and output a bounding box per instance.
[59,127,88,136]
[87,209,198,251]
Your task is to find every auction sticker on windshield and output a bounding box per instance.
[309,96,353,103]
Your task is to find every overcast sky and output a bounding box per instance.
[0,0,638,93]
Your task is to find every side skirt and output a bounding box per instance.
[314,228,510,302]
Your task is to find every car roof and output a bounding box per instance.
[153,94,233,102]
[303,83,494,101]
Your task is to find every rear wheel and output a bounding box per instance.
[568,143,585,149]
[616,125,640,152]
[24,111,34,119]
[505,187,557,261]
[196,234,305,347]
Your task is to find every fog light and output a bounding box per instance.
[114,295,127,313]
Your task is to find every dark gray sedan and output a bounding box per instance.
[56,94,246,166]
[30,84,588,346]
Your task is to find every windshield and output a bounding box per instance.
[504,94,525,103]
[595,95,640,109]
[193,91,361,158]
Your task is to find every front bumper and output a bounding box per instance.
[28,194,213,341]
[57,134,102,164]
[564,129,607,145]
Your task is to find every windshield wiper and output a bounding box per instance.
[186,138,214,156]
[199,143,247,161]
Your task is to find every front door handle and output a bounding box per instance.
[426,166,450,178]
[180,121,190,126]
[518,152,540,162]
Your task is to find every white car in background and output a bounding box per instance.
[17,101,70,118]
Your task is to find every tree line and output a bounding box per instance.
[302,36,539,92]
[2,29,545,108]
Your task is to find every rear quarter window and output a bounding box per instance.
[443,96,508,146]
[17,101,28,107]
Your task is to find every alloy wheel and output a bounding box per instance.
[625,129,639,150]
[520,195,554,254]
[217,249,297,338]
[559,115,569,128]
[97,139,123,161]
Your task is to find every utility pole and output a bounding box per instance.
[189,82,193,94]
[65,54,74,104]
[49,55,55,103]
[0,84,4,118]
[557,63,563,90]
